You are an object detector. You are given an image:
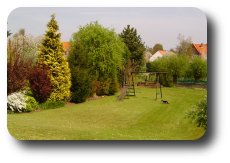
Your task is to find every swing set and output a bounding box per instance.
[118,71,168,100]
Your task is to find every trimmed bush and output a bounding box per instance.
[7,91,38,113]
[29,66,52,103]
[39,101,65,110]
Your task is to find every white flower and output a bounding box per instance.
[7,92,27,112]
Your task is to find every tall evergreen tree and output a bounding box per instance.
[120,25,145,71]
[38,14,71,101]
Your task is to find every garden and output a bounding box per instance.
[8,87,206,140]
[7,14,207,140]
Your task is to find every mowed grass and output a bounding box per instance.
[7,87,206,140]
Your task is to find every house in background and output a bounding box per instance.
[193,43,207,60]
[62,42,70,56]
[149,50,169,62]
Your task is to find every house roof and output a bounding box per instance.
[158,50,168,55]
[62,42,70,51]
[193,43,207,56]
[149,50,169,62]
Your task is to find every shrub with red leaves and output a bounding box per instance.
[7,35,29,95]
[29,66,52,103]
[7,57,32,95]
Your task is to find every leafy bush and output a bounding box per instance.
[187,96,207,130]
[39,101,65,110]
[147,55,193,86]
[96,73,118,96]
[108,78,119,95]
[187,56,207,81]
[96,79,111,96]
[29,65,52,103]
[166,55,188,83]
[69,22,126,100]
[7,58,32,95]
[147,55,207,85]
[70,69,92,103]
[7,29,41,95]
[7,91,38,113]
[26,96,39,112]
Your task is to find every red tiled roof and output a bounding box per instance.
[62,42,70,51]
[193,43,207,56]
[159,50,167,55]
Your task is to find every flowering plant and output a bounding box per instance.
[7,91,38,113]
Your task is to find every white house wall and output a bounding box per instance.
[149,51,163,62]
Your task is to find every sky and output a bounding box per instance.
[7,7,207,50]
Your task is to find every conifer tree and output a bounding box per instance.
[38,14,71,101]
[120,25,145,71]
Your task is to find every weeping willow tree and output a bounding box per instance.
[68,22,127,103]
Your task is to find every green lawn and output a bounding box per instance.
[7,87,206,140]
